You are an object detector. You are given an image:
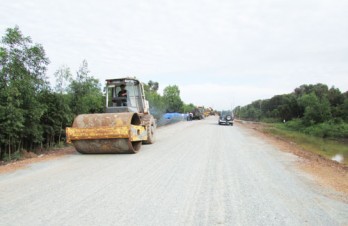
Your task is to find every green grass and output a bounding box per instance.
[262,124,348,165]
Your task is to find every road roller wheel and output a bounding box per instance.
[146,118,156,144]
[142,115,156,144]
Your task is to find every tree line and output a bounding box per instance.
[234,84,348,138]
[144,81,196,119]
[0,26,196,161]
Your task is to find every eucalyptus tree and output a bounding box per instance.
[54,65,72,94]
[0,26,49,159]
[68,60,104,115]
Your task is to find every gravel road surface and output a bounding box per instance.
[1,116,347,226]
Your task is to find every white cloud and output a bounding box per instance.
[1,0,347,110]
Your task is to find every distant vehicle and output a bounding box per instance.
[218,111,234,126]
[204,107,214,117]
[191,106,204,120]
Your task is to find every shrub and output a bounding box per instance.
[283,118,303,131]
[303,121,348,138]
[2,151,21,162]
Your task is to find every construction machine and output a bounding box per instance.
[191,106,205,120]
[204,107,214,117]
[66,77,156,154]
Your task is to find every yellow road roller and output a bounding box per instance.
[66,77,156,154]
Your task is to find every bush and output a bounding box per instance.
[54,142,66,149]
[303,121,348,138]
[282,118,303,131]
[303,123,330,138]
[2,151,21,162]
[279,118,348,139]
[261,117,281,123]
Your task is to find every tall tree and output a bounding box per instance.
[340,92,348,122]
[68,60,104,115]
[298,93,331,125]
[54,65,72,94]
[163,85,183,113]
[0,26,49,158]
[147,80,159,92]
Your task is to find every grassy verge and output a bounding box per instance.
[261,124,348,165]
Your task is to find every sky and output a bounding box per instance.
[1,0,347,110]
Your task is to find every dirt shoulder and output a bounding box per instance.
[236,120,348,197]
[0,146,76,174]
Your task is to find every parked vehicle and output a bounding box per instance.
[191,106,204,120]
[218,111,234,126]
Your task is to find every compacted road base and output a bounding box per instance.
[1,116,347,225]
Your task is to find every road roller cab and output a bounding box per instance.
[66,77,156,154]
[105,78,150,114]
